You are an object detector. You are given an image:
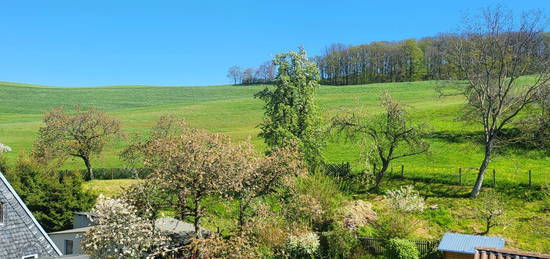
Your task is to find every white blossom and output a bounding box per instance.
[81,195,168,259]
[384,185,426,213]
[0,143,12,153]
[286,231,320,256]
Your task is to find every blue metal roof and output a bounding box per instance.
[438,232,505,254]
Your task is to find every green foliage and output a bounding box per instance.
[286,173,344,230]
[357,225,377,237]
[0,153,8,174]
[321,222,359,258]
[5,155,96,232]
[255,48,324,169]
[403,39,427,81]
[375,212,419,240]
[423,206,454,227]
[386,238,420,259]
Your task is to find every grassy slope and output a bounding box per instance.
[1,80,548,186]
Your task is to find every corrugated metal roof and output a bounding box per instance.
[437,232,505,254]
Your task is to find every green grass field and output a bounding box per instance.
[1,80,548,186]
[3,80,548,252]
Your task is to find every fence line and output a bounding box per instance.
[386,164,547,188]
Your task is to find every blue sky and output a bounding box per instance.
[0,0,548,86]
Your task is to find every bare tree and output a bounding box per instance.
[34,106,123,180]
[256,61,276,83]
[447,6,550,197]
[241,68,256,84]
[332,92,430,189]
[227,65,242,85]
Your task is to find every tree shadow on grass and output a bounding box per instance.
[428,129,549,157]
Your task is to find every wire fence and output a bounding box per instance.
[385,165,548,189]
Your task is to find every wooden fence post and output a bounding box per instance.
[401,165,404,178]
[458,168,462,185]
[492,169,496,187]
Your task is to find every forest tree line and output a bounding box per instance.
[230,32,550,86]
[313,32,550,85]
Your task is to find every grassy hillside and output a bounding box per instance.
[0,80,548,187]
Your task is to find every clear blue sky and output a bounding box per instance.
[0,0,548,86]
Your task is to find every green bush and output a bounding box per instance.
[287,173,344,231]
[386,238,420,259]
[375,212,419,240]
[0,153,8,174]
[321,222,359,258]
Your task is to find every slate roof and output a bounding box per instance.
[0,170,62,258]
[438,232,505,254]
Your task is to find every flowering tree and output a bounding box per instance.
[81,195,167,259]
[141,121,256,236]
[34,106,123,179]
[255,47,325,169]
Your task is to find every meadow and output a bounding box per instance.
[1,80,549,252]
[0,80,548,186]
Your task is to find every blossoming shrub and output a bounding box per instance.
[81,195,168,259]
[340,200,377,231]
[0,143,12,153]
[384,185,425,213]
[285,231,320,258]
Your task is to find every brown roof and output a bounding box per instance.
[476,247,550,259]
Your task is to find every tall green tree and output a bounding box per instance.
[255,47,324,169]
[5,155,96,232]
[403,39,427,81]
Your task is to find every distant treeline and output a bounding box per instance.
[228,32,549,86]
[313,32,550,85]
[227,61,276,85]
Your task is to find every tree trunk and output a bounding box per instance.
[471,139,493,197]
[82,156,94,180]
[238,199,245,233]
[373,161,390,189]
[194,199,202,238]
